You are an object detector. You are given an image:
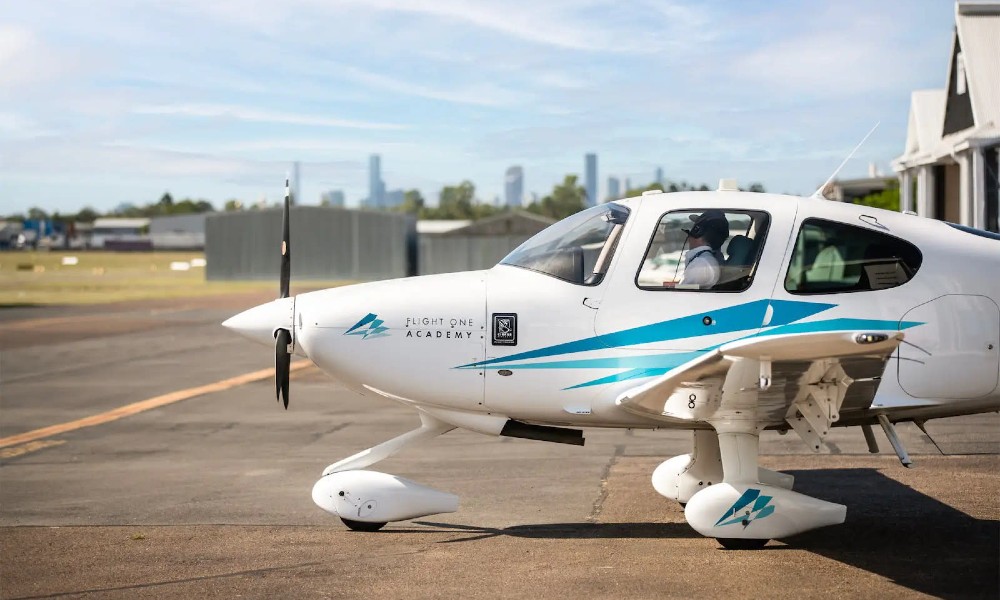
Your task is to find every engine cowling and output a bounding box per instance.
[312,470,459,523]
[685,482,845,540]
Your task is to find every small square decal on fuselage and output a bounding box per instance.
[492,313,517,346]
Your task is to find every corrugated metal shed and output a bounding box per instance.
[416,211,554,275]
[206,207,415,281]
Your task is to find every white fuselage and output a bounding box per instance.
[279,192,999,431]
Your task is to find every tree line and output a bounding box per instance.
[5,178,771,225]
[6,193,218,224]
[387,177,767,221]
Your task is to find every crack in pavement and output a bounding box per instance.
[587,444,625,522]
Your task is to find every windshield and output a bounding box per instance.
[500,203,630,285]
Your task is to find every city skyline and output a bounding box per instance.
[504,165,523,207]
[1,1,956,214]
[368,154,384,208]
[607,176,621,202]
[585,153,598,208]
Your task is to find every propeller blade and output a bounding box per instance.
[275,328,292,409]
[279,177,291,299]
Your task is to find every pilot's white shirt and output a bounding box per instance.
[680,247,721,288]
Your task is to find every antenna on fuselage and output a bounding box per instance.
[811,122,880,200]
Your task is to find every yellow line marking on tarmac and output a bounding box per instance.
[0,360,313,449]
[0,439,66,459]
[2,308,189,331]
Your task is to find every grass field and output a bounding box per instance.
[0,251,343,306]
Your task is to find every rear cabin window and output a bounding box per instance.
[784,218,923,294]
[636,209,770,292]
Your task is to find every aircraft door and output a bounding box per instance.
[481,203,633,419]
[594,199,796,354]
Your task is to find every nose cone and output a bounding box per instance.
[222,297,295,347]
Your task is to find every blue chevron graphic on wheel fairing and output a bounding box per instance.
[715,488,776,528]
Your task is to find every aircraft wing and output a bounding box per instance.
[616,330,904,450]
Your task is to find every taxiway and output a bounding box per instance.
[1,296,997,599]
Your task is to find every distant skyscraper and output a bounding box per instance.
[607,177,620,202]
[505,165,524,207]
[585,153,597,207]
[624,178,632,194]
[321,190,345,207]
[369,154,383,208]
[655,167,664,187]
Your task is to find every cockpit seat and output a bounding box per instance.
[713,235,755,291]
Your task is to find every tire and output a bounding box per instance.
[716,537,768,550]
[341,518,386,532]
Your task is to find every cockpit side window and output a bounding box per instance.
[784,218,923,294]
[635,209,771,292]
[500,203,630,285]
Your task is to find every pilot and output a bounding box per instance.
[680,210,730,289]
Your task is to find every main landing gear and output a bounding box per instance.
[652,359,846,548]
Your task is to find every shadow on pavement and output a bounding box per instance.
[413,520,695,543]
[785,468,998,600]
[420,468,998,599]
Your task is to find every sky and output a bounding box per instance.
[0,0,958,214]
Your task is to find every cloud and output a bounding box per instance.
[177,0,711,54]
[333,65,528,108]
[352,0,612,52]
[0,25,85,91]
[726,3,946,98]
[0,112,49,138]
[0,0,958,214]
[132,103,408,130]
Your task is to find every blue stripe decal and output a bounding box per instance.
[459,299,835,369]
[564,367,673,390]
[456,298,922,389]
[557,317,921,389]
[482,350,707,371]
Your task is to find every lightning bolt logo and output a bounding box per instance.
[345,313,390,339]
[715,489,775,528]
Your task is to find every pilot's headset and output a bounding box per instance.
[671,210,727,282]
[683,210,729,251]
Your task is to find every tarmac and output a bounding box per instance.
[1,293,998,599]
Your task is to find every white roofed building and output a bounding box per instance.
[91,217,151,249]
[892,1,1000,232]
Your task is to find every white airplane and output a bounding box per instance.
[223,178,1000,548]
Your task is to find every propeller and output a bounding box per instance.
[275,328,291,408]
[276,177,292,408]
